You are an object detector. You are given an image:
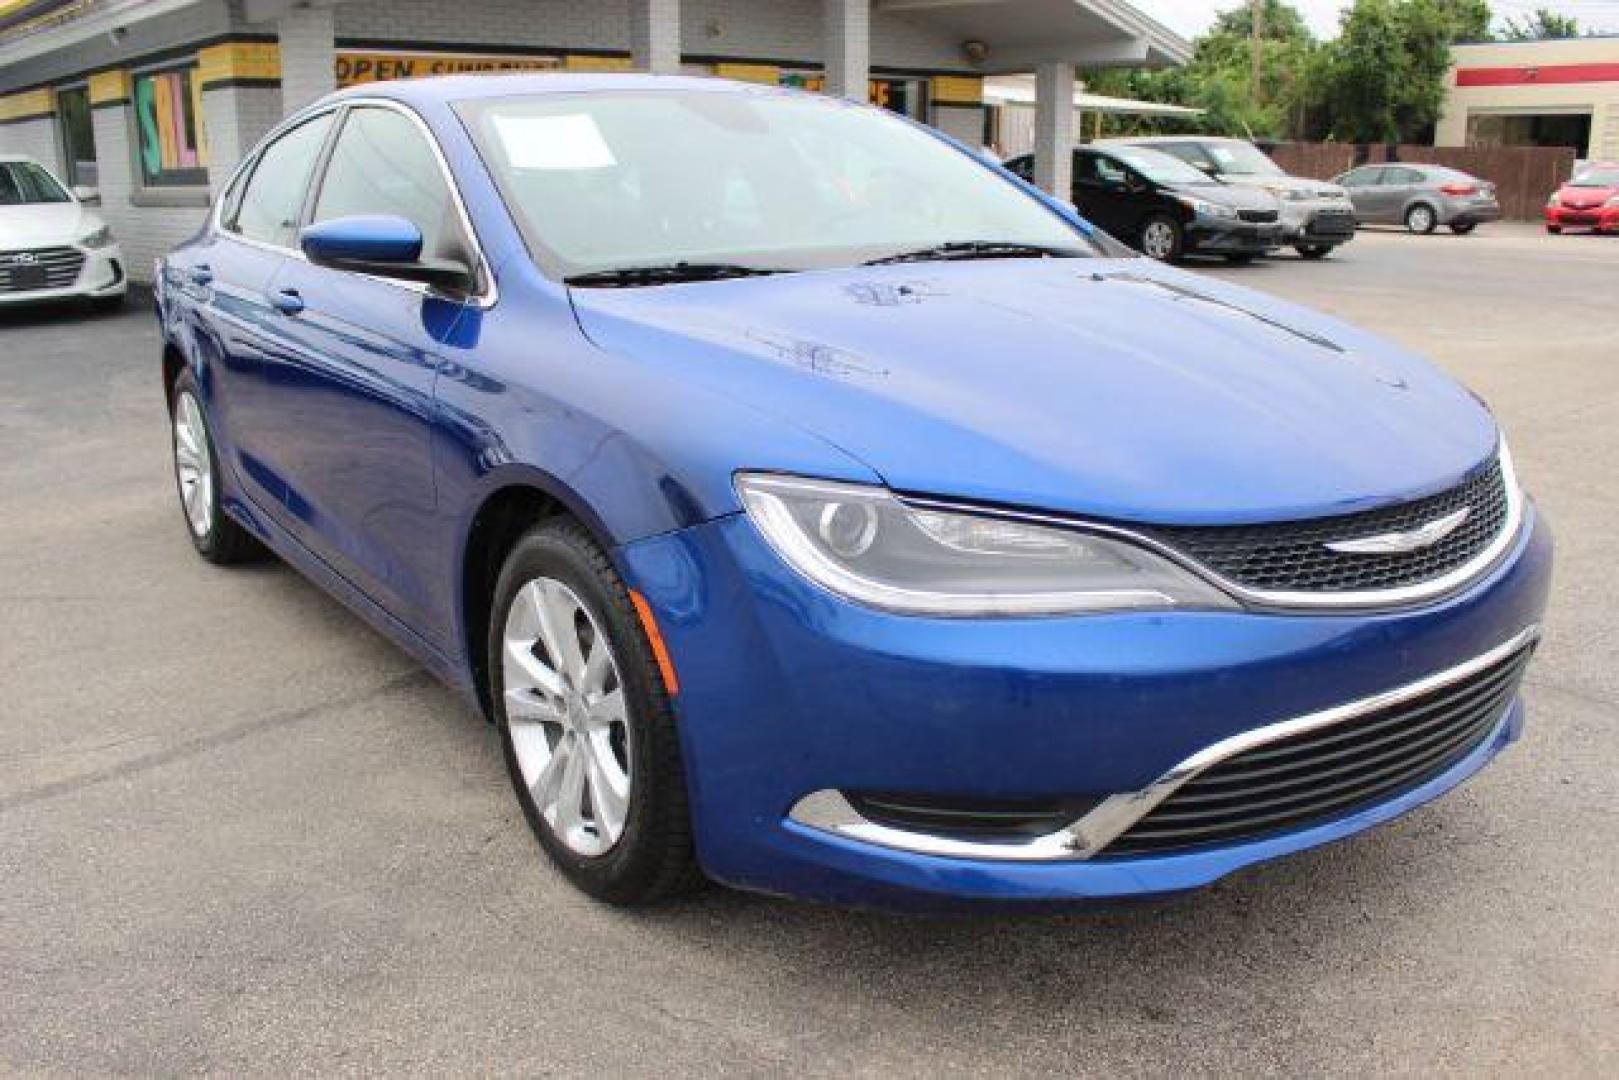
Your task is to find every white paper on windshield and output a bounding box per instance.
[492,114,616,170]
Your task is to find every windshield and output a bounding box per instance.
[1108,147,1213,187]
[1571,167,1619,187]
[459,89,1097,278]
[1205,140,1284,177]
[0,160,70,205]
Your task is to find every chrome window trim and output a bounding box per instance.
[209,96,498,309]
[786,623,1540,863]
[900,437,1524,613]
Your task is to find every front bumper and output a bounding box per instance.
[0,244,126,306]
[1186,220,1284,254]
[1281,202,1357,246]
[1546,205,1619,232]
[621,506,1552,909]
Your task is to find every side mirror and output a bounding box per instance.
[71,185,100,205]
[300,214,474,294]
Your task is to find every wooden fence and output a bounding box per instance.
[1268,143,1578,221]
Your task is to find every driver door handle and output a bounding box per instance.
[269,288,305,316]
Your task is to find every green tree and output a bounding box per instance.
[1322,0,1492,142]
[1501,8,1580,39]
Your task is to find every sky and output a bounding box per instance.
[1128,0,1619,40]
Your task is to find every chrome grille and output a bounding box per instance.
[0,246,84,293]
[1146,458,1510,595]
[1104,638,1535,856]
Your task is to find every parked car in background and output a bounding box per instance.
[156,75,1550,910]
[1544,163,1619,234]
[1334,163,1501,235]
[0,154,125,310]
[1004,145,1283,263]
[1104,136,1356,259]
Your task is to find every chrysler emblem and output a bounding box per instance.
[1326,507,1471,555]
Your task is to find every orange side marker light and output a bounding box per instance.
[629,589,681,696]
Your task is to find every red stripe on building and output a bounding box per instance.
[1456,62,1619,87]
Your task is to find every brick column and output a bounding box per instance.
[823,0,870,102]
[1033,61,1075,199]
[630,0,680,75]
[278,3,336,113]
[202,85,284,191]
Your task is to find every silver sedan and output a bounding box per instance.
[1334,163,1502,234]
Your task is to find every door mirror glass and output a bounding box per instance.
[301,213,473,292]
[71,184,100,205]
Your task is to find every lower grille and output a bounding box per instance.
[1105,639,1535,856]
[848,792,1093,841]
[1239,209,1279,223]
[0,246,84,293]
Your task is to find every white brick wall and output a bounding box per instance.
[203,85,283,192]
[931,104,986,150]
[91,105,210,282]
[821,0,869,100]
[278,5,337,112]
[0,116,65,177]
[631,0,681,74]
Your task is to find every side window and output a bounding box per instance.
[1005,155,1034,182]
[312,107,459,259]
[231,113,334,247]
[1340,166,1381,188]
[1383,167,1422,185]
[1157,143,1215,174]
[1093,156,1128,188]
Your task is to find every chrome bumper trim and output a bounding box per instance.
[786,624,1540,862]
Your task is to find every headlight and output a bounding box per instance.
[79,225,113,249]
[1605,196,1619,209]
[1180,197,1237,220]
[1547,194,1561,207]
[736,473,1238,617]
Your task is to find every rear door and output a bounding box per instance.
[257,103,486,648]
[1377,167,1425,222]
[1337,165,1386,221]
[188,111,337,512]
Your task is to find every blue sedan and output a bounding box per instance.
[155,75,1551,909]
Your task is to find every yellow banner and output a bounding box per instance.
[336,51,562,87]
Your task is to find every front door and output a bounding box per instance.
[1070,151,1140,245]
[255,104,482,648]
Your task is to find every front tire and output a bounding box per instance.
[1546,224,1562,235]
[1295,244,1333,260]
[1405,203,1438,234]
[1138,214,1184,262]
[489,519,700,905]
[170,369,262,565]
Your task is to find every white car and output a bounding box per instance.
[0,154,126,309]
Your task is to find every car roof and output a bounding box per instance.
[321,72,792,110]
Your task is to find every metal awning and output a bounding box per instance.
[878,0,1191,71]
[984,74,1202,117]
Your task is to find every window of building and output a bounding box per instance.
[56,85,96,188]
[132,65,208,187]
[230,113,335,248]
[311,107,458,259]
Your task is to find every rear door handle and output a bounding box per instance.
[189,265,213,286]
[269,288,304,316]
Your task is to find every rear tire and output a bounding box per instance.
[489,518,701,905]
[170,368,263,565]
[1138,214,1184,263]
[1449,222,1477,235]
[1295,244,1332,260]
[1405,203,1438,234]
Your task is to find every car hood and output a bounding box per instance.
[0,202,97,248]
[1557,184,1617,206]
[1229,175,1347,201]
[570,259,1496,525]
[1164,182,1278,212]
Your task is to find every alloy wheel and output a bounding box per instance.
[173,391,213,538]
[502,577,632,858]
[1408,205,1436,234]
[1142,220,1177,261]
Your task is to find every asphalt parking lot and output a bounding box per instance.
[2,223,1614,1075]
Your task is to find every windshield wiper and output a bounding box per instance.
[563,262,785,287]
[862,241,1088,266]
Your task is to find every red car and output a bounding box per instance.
[1545,164,1619,234]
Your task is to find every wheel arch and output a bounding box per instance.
[456,467,625,721]
[161,342,187,414]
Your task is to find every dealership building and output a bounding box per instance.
[1438,35,1619,162]
[0,0,1187,281]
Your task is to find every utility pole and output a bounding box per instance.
[1250,0,1265,105]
